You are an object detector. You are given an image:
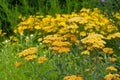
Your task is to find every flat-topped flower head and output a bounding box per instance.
[38,56,47,64]
[15,62,22,67]
[64,75,83,80]
[24,55,37,61]
[104,73,120,80]
[17,47,38,57]
[81,50,90,55]
[103,48,113,54]
[81,33,106,50]
[106,66,117,72]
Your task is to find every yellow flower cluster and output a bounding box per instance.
[107,32,120,40]
[64,75,82,80]
[15,61,22,67]
[106,66,118,72]
[14,8,119,45]
[69,8,118,35]
[51,41,70,53]
[51,47,70,54]
[43,35,70,54]
[8,8,120,79]
[52,41,70,47]
[13,8,120,58]
[0,29,6,37]
[24,55,37,61]
[104,73,120,80]
[14,15,43,34]
[43,35,63,44]
[112,12,120,20]
[38,56,47,64]
[81,50,90,55]
[16,47,48,66]
[109,57,117,62]
[81,33,106,50]
[63,34,80,43]
[102,48,113,54]
[17,47,38,61]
